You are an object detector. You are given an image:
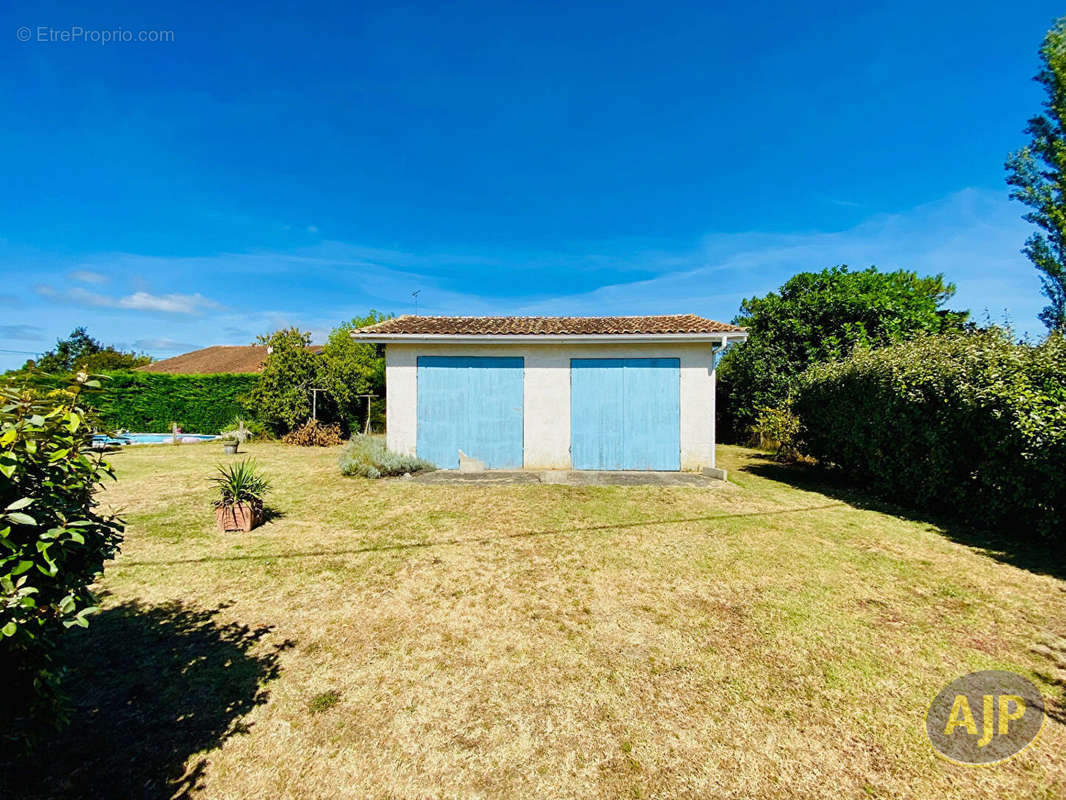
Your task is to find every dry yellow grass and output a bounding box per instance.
[29,442,1066,799]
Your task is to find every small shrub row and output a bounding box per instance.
[338,435,435,479]
[792,330,1066,539]
[283,420,343,447]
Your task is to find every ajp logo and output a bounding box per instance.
[926,670,1045,764]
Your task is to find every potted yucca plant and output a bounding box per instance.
[211,459,271,532]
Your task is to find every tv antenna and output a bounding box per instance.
[411,289,421,315]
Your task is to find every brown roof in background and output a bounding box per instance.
[354,314,744,336]
[137,344,322,375]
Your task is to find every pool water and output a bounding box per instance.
[92,433,218,445]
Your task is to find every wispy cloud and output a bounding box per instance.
[119,292,221,313]
[513,188,1043,335]
[35,285,113,307]
[35,285,222,315]
[68,269,109,284]
[0,186,1048,374]
[0,324,43,341]
[132,337,201,352]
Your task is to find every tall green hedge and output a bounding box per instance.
[10,373,259,434]
[95,373,259,432]
[793,331,1066,539]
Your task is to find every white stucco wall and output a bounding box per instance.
[385,342,717,471]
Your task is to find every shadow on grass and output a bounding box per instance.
[739,454,1066,581]
[260,506,285,524]
[7,601,289,800]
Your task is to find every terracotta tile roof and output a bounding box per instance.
[137,344,322,375]
[353,314,744,336]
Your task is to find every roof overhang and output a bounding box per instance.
[350,331,748,345]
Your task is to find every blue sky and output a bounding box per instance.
[0,1,1060,369]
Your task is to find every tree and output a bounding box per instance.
[31,327,100,373]
[26,327,151,373]
[717,266,967,438]
[1006,16,1066,332]
[316,311,390,434]
[80,348,151,372]
[245,328,320,433]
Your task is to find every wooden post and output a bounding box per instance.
[356,394,378,435]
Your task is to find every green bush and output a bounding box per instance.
[793,331,1066,538]
[750,405,803,461]
[717,266,966,440]
[1,376,124,748]
[245,328,319,433]
[11,372,259,434]
[338,435,435,479]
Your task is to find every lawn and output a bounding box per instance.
[19,442,1066,799]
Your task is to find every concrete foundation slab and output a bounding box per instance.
[409,470,722,487]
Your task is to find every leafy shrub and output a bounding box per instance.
[338,435,435,479]
[793,330,1066,538]
[750,405,803,461]
[282,420,343,447]
[245,328,320,433]
[717,266,967,440]
[12,372,259,434]
[210,459,271,509]
[0,375,124,748]
[317,313,389,434]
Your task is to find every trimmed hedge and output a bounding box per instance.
[93,373,258,433]
[793,331,1066,539]
[10,372,259,434]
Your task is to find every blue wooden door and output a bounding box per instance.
[570,358,680,470]
[417,356,524,469]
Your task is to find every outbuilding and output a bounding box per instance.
[350,315,747,472]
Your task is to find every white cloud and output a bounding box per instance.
[118,291,221,314]
[68,269,109,284]
[35,285,222,315]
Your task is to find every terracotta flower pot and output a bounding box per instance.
[215,502,263,532]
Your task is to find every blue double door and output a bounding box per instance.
[416,356,524,469]
[570,358,681,471]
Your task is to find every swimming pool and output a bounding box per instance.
[92,433,218,445]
